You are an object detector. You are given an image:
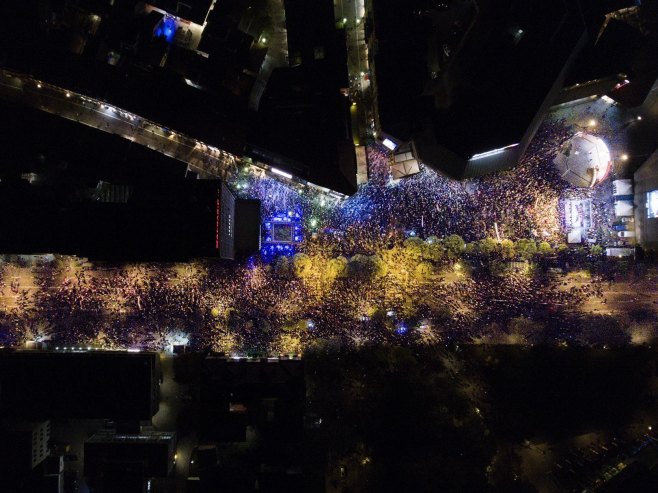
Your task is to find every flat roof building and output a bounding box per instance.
[0,350,160,420]
[84,431,176,487]
[201,356,305,443]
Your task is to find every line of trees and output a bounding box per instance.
[272,235,580,281]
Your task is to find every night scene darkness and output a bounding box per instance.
[2,1,658,492]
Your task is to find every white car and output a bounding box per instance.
[618,231,635,238]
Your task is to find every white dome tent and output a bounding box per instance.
[554,132,612,188]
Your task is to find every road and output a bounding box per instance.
[152,353,198,492]
[335,0,372,183]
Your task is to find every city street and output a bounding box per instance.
[152,353,198,492]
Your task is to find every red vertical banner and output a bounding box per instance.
[215,188,221,251]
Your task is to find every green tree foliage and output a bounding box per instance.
[369,254,388,278]
[538,241,552,255]
[498,239,515,259]
[489,260,508,277]
[415,261,434,281]
[403,237,424,261]
[443,234,465,259]
[514,239,537,260]
[423,237,445,261]
[326,256,348,279]
[347,254,388,279]
[590,244,603,256]
[476,238,497,256]
[292,253,313,278]
[507,316,545,345]
[347,254,369,278]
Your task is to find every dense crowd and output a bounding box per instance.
[0,116,642,352]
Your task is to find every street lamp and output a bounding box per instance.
[620,154,629,161]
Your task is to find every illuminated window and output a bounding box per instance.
[648,190,658,219]
[382,138,397,151]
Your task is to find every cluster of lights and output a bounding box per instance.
[55,346,97,351]
[395,323,408,335]
[154,16,177,43]
[261,211,304,259]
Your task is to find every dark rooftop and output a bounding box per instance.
[0,350,159,420]
[372,0,590,177]
[147,0,214,25]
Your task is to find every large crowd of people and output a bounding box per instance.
[0,115,643,352]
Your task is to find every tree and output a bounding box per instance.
[403,237,424,261]
[514,239,537,260]
[507,316,545,345]
[415,261,434,281]
[423,238,445,261]
[443,234,465,259]
[348,254,387,279]
[538,241,552,255]
[498,239,515,259]
[369,255,388,278]
[590,244,603,256]
[476,238,497,256]
[489,260,508,277]
[292,253,313,278]
[326,256,348,279]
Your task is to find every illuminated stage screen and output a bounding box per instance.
[272,223,294,243]
[565,199,592,230]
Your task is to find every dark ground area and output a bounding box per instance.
[469,346,655,441]
[299,344,658,492]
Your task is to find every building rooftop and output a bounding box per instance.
[146,0,214,25]
[0,350,159,420]
[371,0,590,177]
